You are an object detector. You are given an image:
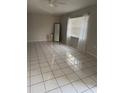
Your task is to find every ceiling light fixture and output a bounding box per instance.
[48,0,66,7]
[49,0,54,7]
[49,3,54,7]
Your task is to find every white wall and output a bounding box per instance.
[60,5,97,56]
[27,13,60,42]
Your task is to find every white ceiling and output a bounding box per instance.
[27,0,97,15]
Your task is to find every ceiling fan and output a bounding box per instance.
[48,0,66,7]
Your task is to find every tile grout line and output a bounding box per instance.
[60,54,96,93]
[40,42,63,93]
[28,42,97,93]
[49,45,79,93]
[68,60,95,93]
[43,42,96,93]
[35,43,47,93]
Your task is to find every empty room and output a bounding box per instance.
[27,0,97,93]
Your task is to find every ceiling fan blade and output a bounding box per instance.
[54,3,58,7]
[47,0,66,7]
[56,2,66,5]
[53,0,58,3]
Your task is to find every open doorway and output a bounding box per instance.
[67,15,89,52]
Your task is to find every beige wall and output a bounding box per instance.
[27,6,97,56]
[27,13,60,42]
[60,5,97,56]
[86,9,97,57]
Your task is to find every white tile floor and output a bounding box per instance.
[27,42,97,93]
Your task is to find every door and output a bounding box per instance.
[54,23,60,42]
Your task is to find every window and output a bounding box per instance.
[68,17,83,38]
[67,15,89,51]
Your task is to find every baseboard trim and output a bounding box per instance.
[87,51,97,58]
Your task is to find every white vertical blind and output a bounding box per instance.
[67,17,83,38]
[78,15,89,52]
